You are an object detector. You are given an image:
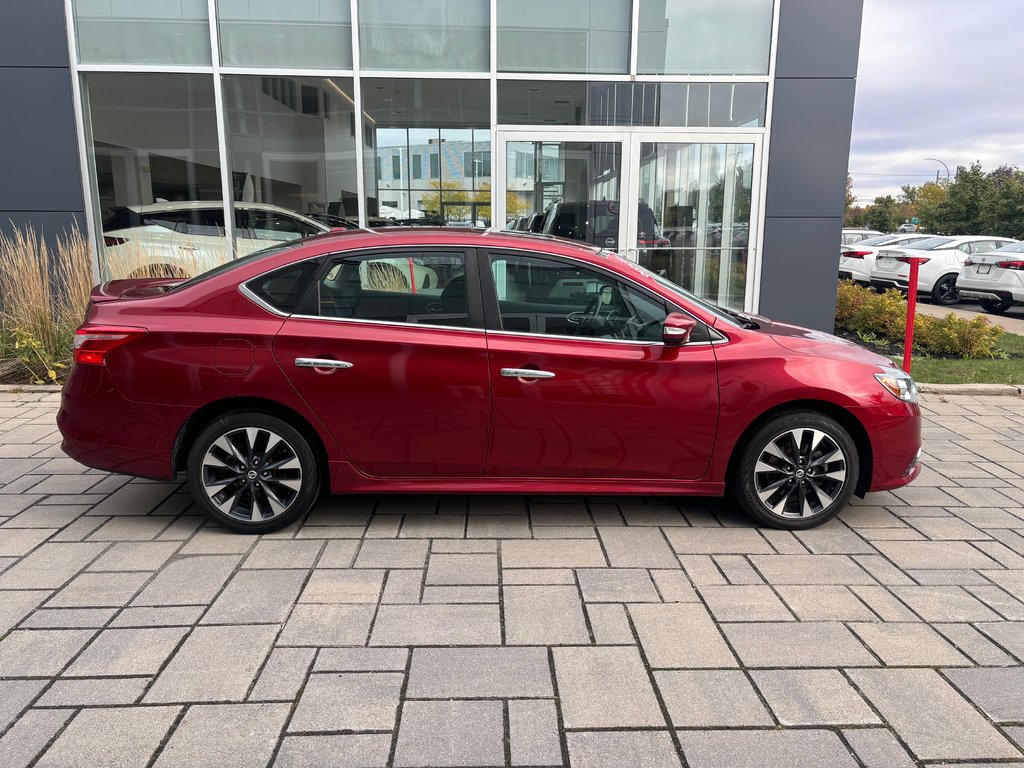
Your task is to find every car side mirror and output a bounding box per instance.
[663,313,697,346]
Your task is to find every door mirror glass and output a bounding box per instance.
[663,313,697,346]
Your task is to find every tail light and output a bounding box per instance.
[996,260,1024,271]
[895,255,929,265]
[74,326,146,366]
[844,250,871,259]
[103,236,128,247]
[963,258,975,266]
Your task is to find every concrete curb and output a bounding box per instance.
[918,382,1023,397]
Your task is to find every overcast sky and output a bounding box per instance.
[848,0,1024,204]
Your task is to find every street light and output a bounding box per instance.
[925,157,950,183]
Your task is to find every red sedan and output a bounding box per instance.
[58,228,921,533]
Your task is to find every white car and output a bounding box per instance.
[102,201,328,276]
[869,235,1017,305]
[838,233,935,286]
[842,228,884,245]
[957,240,1024,314]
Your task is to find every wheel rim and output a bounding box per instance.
[753,428,847,519]
[937,277,958,303]
[201,427,302,522]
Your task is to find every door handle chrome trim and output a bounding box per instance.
[295,358,353,369]
[500,368,555,380]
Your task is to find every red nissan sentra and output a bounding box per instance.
[58,228,921,533]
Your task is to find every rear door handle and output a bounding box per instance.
[500,368,555,380]
[295,358,353,369]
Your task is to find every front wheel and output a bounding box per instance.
[187,412,319,533]
[979,298,1013,315]
[931,274,960,305]
[732,411,859,530]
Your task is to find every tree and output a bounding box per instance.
[932,162,990,235]
[864,195,900,233]
[915,181,948,232]
[980,168,1024,239]
[845,175,856,216]
[420,180,469,222]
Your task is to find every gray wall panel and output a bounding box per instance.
[0,211,87,241]
[775,0,863,79]
[758,216,841,329]
[0,0,71,67]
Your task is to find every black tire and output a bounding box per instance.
[731,410,859,530]
[979,298,1012,315]
[187,412,319,533]
[931,274,960,305]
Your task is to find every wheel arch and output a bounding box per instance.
[724,399,874,497]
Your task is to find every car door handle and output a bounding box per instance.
[295,358,353,369]
[500,368,555,380]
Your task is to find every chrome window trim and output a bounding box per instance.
[289,312,487,335]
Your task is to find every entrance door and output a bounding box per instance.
[495,131,763,312]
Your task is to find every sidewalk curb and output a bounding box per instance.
[918,382,1024,397]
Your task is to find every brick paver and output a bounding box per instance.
[0,390,1023,766]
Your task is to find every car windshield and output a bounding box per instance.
[171,241,306,292]
[627,261,745,327]
[858,235,899,246]
[992,240,1024,254]
[902,237,953,251]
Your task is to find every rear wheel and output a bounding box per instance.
[979,298,1012,315]
[732,411,859,530]
[931,274,960,305]
[187,412,319,533]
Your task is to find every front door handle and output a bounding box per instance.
[500,368,555,380]
[295,358,353,369]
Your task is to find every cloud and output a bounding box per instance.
[848,0,1024,203]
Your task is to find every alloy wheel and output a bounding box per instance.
[936,276,959,304]
[753,428,847,518]
[200,427,302,522]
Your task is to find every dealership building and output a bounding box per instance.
[2,0,863,331]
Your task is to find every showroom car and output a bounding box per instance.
[838,233,934,285]
[841,228,883,245]
[956,240,1024,314]
[58,228,922,533]
[869,235,1017,304]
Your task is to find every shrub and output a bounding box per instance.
[835,280,1004,359]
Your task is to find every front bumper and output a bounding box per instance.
[853,399,923,492]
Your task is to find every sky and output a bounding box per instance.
[848,0,1024,205]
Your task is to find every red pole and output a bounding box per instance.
[902,257,924,373]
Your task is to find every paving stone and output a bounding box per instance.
[650,569,698,602]
[944,667,1024,722]
[0,542,107,589]
[239,540,322,569]
[586,603,634,643]
[35,706,180,768]
[501,539,606,568]
[432,539,497,553]
[0,628,96,677]
[202,568,306,624]
[749,554,876,584]
[407,647,553,698]
[313,648,409,672]
[466,513,531,538]
[699,585,794,621]
[598,526,678,567]
[629,603,736,668]
[935,622,1017,666]
[421,585,498,602]
[656,670,772,726]
[968,584,1024,620]
[299,568,384,603]
[678,730,859,768]
[850,622,969,666]
[723,622,878,668]
[553,646,665,729]
[775,585,876,621]
[0,589,48,633]
[88,541,181,571]
[891,585,1003,622]
[19,607,117,628]
[0,527,55,556]
[850,585,920,621]
[425,553,498,585]
[131,555,242,606]
[872,540,1000,569]
[841,729,917,768]
[504,585,590,645]
[380,568,423,603]
[37,677,150,707]
[853,554,916,585]
[46,570,149,608]
[567,731,681,768]
[353,539,428,568]
[289,672,403,732]
[752,669,880,725]
[665,526,772,554]
[66,626,188,677]
[154,703,289,768]
[502,568,576,585]
[577,568,660,602]
[394,700,504,767]
[145,624,278,703]
[273,734,391,768]
[87,516,174,541]
[0,708,75,768]
[398,514,465,538]
[0,680,46,731]
[277,604,375,646]
[509,699,563,767]
[110,605,206,628]
[370,604,501,646]
[850,668,1021,761]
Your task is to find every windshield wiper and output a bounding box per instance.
[717,306,760,329]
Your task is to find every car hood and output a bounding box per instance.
[752,317,893,367]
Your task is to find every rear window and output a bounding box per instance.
[904,237,953,251]
[993,240,1024,254]
[171,241,305,293]
[244,258,321,313]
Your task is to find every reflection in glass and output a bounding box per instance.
[497,0,630,74]
[498,81,766,128]
[362,80,490,225]
[73,0,211,65]
[83,73,224,278]
[222,76,358,250]
[358,0,489,71]
[636,143,754,309]
[637,0,773,75]
[217,0,352,68]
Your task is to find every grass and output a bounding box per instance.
[911,331,1024,385]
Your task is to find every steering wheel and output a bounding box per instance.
[574,295,604,336]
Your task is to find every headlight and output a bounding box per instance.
[874,367,919,403]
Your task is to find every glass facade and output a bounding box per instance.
[71,0,776,309]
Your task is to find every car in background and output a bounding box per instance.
[897,222,919,234]
[957,240,1024,314]
[309,213,401,230]
[526,200,671,250]
[842,229,883,245]
[102,202,328,276]
[869,235,1017,305]
[839,233,936,286]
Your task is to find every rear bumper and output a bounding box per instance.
[870,277,909,292]
[956,279,1022,303]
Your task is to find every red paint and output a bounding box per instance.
[57,228,921,499]
[902,256,927,373]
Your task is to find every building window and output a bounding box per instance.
[217,0,353,69]
[412,155,423,180]
[358,0,489,71]
[429,154,440,180]
[392,155,402,180]
[72,0,211,65]
[497,0,631,74]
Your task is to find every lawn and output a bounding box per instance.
[910,331,1024,385]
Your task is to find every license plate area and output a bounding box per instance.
[877,259,897,270]
[978,264,991,274]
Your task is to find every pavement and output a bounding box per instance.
[1,389,1024,767]
[915,299,1024,335]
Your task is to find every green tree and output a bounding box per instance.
[864,195,900,233]
[845,174,856,216]
[980,167,1024,239]
[915,181,948,232]
[420,180,469,222]
[932,162,990,234]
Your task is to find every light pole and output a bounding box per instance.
[925,157,950,183]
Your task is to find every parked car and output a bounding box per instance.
[956,240,1024,314]
[897,222,919,234]
[102,202,328,276]
[58,229,922,533]
[869,235,1017,305]
[839,233,935,286]
[842,228,883,245]
[517,200,671,250]
[308,213,400,229]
